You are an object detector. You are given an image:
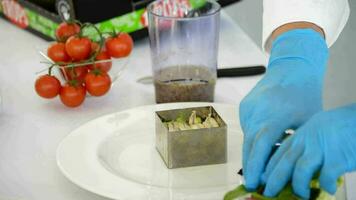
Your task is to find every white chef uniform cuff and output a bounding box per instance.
[262,0,350,52]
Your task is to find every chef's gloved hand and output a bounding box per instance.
[262,104,356,199]
[239,29,329,190]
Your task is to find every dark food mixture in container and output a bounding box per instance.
[154,65,216,103]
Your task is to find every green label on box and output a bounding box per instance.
[0,0,208,41]
[25,8,59,38]
[189,0,207,9]
[26,7,146,41]
[98,9,146,33]
[83,9,146,41]
[1,0,147,41]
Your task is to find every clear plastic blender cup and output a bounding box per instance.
[147,0,220,103]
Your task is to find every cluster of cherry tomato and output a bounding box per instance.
[35,21,133,107]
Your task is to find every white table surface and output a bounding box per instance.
[0,11,353,200]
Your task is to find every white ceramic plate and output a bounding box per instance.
[56,102,347,200]
[57,103,243,200]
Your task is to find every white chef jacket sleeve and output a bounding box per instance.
[263,0,350,52]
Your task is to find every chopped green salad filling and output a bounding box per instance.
[224,178,343,200]
[164,110,219,131]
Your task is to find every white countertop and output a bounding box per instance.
[0,11,354,200]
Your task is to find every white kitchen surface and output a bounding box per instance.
[0,8,352,200]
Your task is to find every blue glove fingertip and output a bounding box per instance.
[263,181,279,198]
[320,180,337,195]
[244,170,259,191]
[263,177,289,198]
[319,166,341,195]
[294,186,310,200]
[244,163,262,191]
[244,178,259,191]
[263,188,275,198]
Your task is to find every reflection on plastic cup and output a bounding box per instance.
[147,0,221,103]
[0,94,2,114]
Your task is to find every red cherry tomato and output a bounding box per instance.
[65,36,92,61]
[59,83,86,107]
[63,66,88,83]
[55,22,80,42]
[88,51,112,72]
[85,71,111,96]
[105,33,133,58]
[35,75,61,99]
[91,41,100,54]
[47,42,70,63]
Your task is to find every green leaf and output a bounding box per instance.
[275,184,300,200]
[224,184,301,200]
[223,185,249,200]
[176,111,189,123]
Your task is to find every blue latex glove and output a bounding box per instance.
[239,29,329,190]
[262,104,356,199]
